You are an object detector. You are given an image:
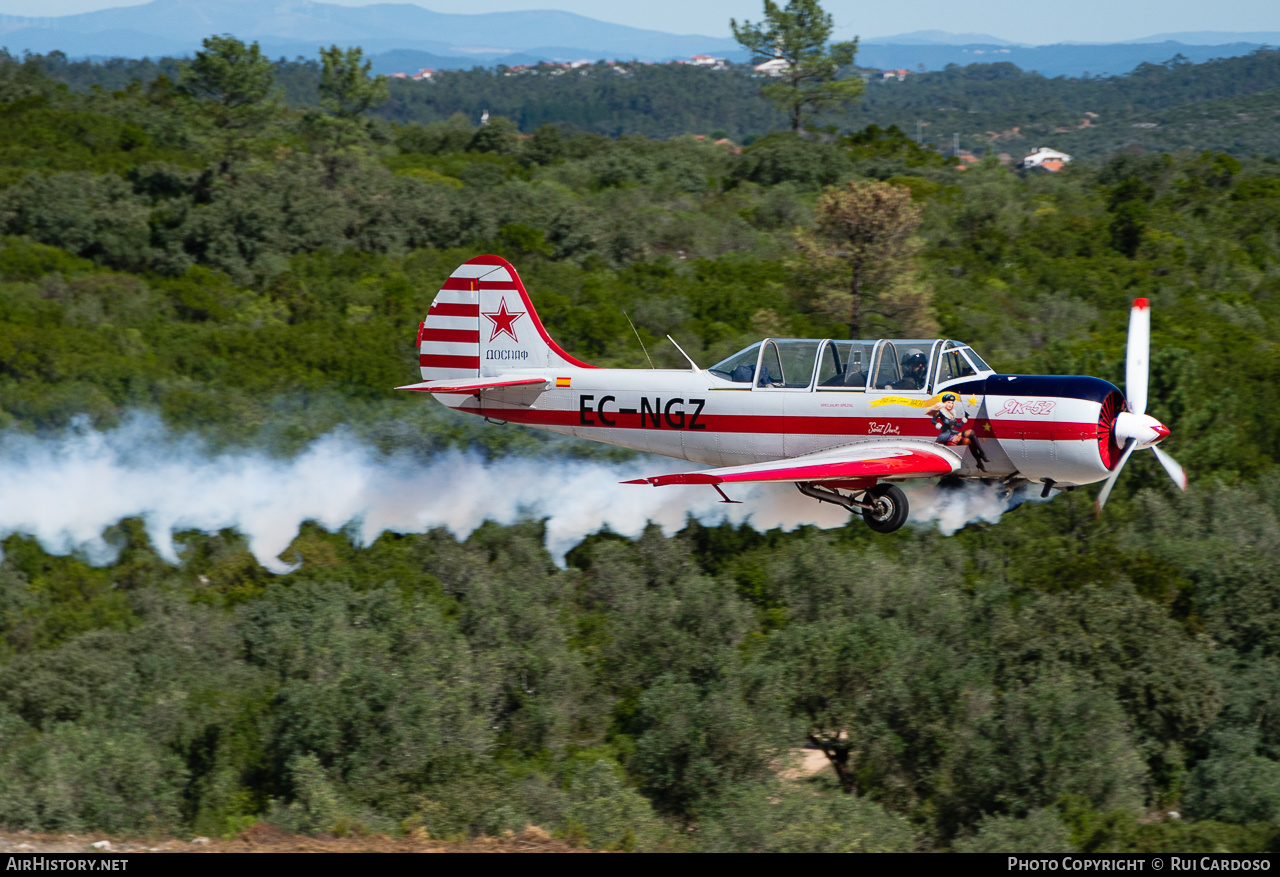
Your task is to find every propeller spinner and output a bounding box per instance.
[1095,298,1188,513]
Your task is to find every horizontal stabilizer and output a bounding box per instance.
[623,442,961,487]
[395,377,549,394]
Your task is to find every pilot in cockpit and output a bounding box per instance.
[891,350,929,390]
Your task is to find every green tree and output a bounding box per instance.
[731,0,863,132]
[0,172,158,271]
[1107,176,1154,257]
[1185,731,1280,824]
[954,808,1077,853]
[699,780,920,852]
[318,45,389,121]
[307,46,390,182]
[469,115,521,156]
[751,609,916,794]
[522,124,566,166]
[0,49,66,102]
[177,35,277,165]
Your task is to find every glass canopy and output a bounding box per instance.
[708,339,992,392]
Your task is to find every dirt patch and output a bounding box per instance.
[0,825,586,853]
[778,746,834,781]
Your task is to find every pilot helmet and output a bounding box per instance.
[902,350,928,369]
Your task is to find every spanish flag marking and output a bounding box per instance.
[556,377,572,388]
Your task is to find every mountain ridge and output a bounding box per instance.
[1,3,1277,78]
[0,0,741,62]
[863,30,1021,47]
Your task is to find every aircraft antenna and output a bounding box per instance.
[622,310,655,369]
[666,335,701,373]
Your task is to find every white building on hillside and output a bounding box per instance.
[1017,147,1072,172]
[753,58,791,76]
[689,54,729,69]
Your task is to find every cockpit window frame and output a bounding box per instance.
[751,338,822,391]
[708,342,764,383]
[814,339,876,391]
[869,340,899,389]
[933,341,995,389]
[934,340,977,388]
[866,339,942,395]
[959,346,992,373]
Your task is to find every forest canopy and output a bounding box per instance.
[22,43,1280,159]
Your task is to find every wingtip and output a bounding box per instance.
[621,478,652,485]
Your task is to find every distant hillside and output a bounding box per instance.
[844,50,1280,159]
[1034,86,1280,158]
[1135,31,1280,45]
[0,0,742,63]
[855,41,1272,78]
[24,43,1280,158]
[863,30,1021,47]
[377,48,1280,157]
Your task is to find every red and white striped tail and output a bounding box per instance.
[418,255,595,382]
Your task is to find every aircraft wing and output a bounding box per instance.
[623,441,962,487]
[395,377,549,394]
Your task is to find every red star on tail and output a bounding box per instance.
[482,297,525,342]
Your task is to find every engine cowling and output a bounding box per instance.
[980,375,1124,486]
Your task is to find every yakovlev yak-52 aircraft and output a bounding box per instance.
[398,255,1187,533]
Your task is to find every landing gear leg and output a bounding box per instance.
[996,474,1031,503]
[861,484,909,534]
[795,482,910,534]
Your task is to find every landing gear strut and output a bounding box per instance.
[796,482,910,534]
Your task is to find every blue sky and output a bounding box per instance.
[1,0,1277,45]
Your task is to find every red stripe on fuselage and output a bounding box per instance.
[462,404,1096,441]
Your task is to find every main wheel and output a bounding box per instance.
[861,484,909,533]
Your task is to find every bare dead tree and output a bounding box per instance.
[795,180,929,339]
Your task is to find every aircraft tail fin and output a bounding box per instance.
[417,255,594,381]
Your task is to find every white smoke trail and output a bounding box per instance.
[0,416,1029,571]
[906,480,1035,535]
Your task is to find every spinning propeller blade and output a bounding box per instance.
[1151,445,1188,492]
[1095,439,1136,514]
[1095,298,1186,515]
[1126,298,1150,416]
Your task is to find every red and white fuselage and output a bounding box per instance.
[401,256,1165,503]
